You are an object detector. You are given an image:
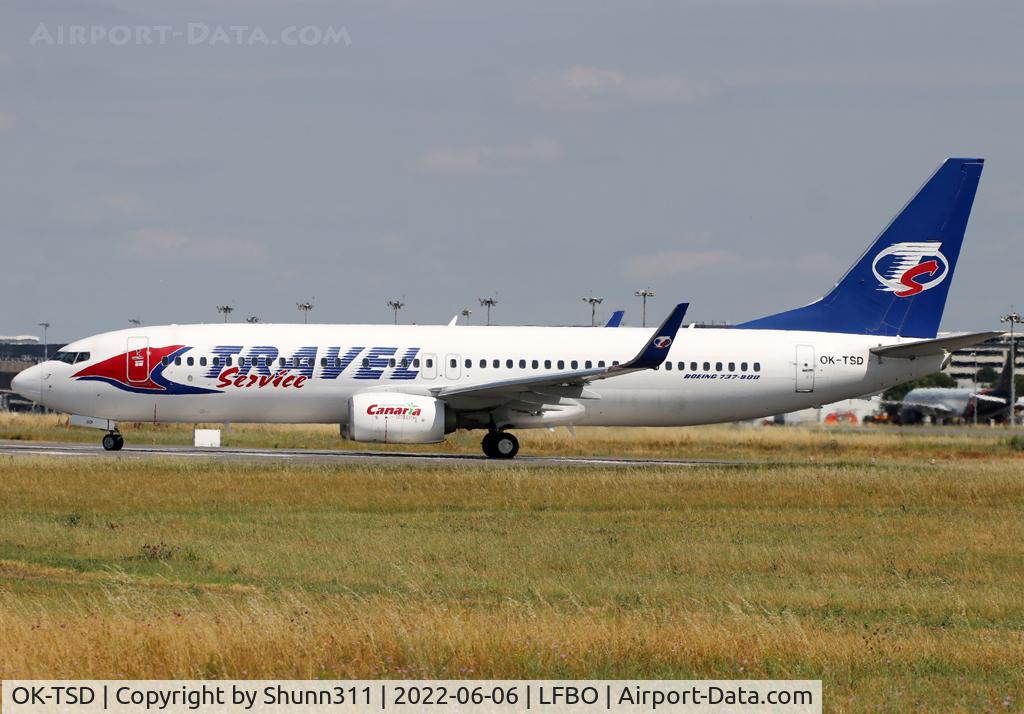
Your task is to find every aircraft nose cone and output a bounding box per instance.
[11,366,41,402]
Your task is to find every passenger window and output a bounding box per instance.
[754,362,761,372]
[612,360,620,366]
[320,357,327,367]
[200,357,207,367]
[532,360,539,369]
[678,361,684,370]
[691,362,698,371]
[571,360,578,369]
[716,362,722,371]
[387,358,394,368]
[728,362,735,371]
[426,358,433,368]
[665,362,672,371]
[506,359,513,368]
[174,357,182,366]
[465,358,471,369]
[226,357,233,366]
[413,359,419,368]
[450,358,457,368]
[493,359,500,368]
[279,357,286,367]
[161,357,169,366]
[703,361,710,371]
[363,358,370,368]
[741,362,748,372]
[557,360,565,369]
[598,360,606,368]
[187,357,194,366]
[585,360,592,369]
[519,359,526,368]
[400,358,408,368]
[479,359,486,368]
[544,360,551,369]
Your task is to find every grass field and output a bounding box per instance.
[1,417,1024,712]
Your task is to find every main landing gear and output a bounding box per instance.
[101,431,124,451]
[481,430,519,459]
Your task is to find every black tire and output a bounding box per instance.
[493,432,519,459]
[102,433,118,451]
[112,434,124,451]
[481,432,498,458]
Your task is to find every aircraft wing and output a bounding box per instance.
[870,331,1003,359]
[430,303,688,408]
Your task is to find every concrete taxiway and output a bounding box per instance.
[0,440,743,468]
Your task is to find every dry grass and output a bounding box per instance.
[2,411,1023,462]
[0,447,1023,711]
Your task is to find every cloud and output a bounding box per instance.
[68,193,150,221]
[125,229,192,253]
[625,250,738,280]
[414,138,563,175]
[414,146,489,175]
[122,229,269,263]
[542,66,708,104]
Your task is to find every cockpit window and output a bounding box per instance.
[52,351,89,364]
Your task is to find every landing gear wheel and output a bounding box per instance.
[102,433,124,451]
[492,432,519,459]
[481,431,498,458]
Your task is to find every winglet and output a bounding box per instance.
[604,310,625,327]
[617,303,688,370]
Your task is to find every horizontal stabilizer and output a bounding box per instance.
[870,331,1002,359]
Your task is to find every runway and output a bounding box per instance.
[0,440,741,468]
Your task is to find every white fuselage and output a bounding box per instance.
[17,323,942,428]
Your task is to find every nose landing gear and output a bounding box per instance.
[101,432,124,451]
[481,431,519,459]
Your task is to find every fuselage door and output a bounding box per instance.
[126,336,150,384]
[445,353,461,380]
[422,353,438,380]
[795,344,815,393]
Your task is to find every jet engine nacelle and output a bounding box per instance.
[343,392,448,444]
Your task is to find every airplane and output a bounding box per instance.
[604,310,625,327]
[891,343,1018,424]
[11,157,1000,458]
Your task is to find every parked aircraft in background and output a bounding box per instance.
[12,158,999,457]
[605,311,625,327]
[894,345,1017,424]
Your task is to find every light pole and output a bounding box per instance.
[216,305,234,323]
[582,295,603,327]
[634,288,655,327]
[972,350,978,426]
[479,297,498,326]
[296,302,314,324]
[1001,310,1022,426]
[38,322,50,361]
[387,299,405,325]
[461,309,472,323]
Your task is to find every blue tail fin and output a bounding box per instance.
[737,158,984,338]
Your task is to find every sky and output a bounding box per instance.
[2,0,1023,342]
